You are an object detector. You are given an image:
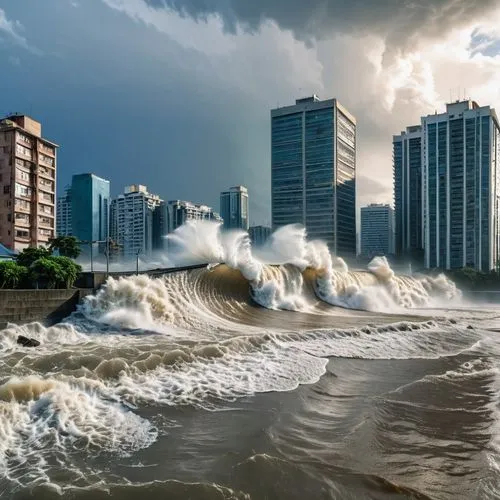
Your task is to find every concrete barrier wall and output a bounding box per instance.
[0,289,94,329]
[0,264,208,329]
[75,264,209,289]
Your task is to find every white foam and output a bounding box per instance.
[0,375,156,486]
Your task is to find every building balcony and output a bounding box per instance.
[39,144,55,157]
[39,182,55,193]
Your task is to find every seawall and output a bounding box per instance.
[0,264,208,329]
[0,289,94,330]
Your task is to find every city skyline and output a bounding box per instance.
[2,1,500,226]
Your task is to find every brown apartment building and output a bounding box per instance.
[0,115,58,252]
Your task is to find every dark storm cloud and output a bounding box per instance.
[143,0,498,46]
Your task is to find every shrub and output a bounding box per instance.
[16,247,51,268]
[30,257,65,289]
[55,256,82,288]
[0,261,28,289]
[29,256,82,289]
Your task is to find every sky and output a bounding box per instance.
[1,1,500,226]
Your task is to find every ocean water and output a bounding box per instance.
[1,222,499,499]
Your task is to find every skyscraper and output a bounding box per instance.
[71,174,110,256]
[393,125,423,260]
[0,115,58,251]
[166,200,222,233]
[110,185,163,258]
[422,100,500,270]
[152,201,167,251]
[271,95,356,255]
[56,185,72,237]
[360,204,395,258]
[220,186,249,231]
[249,225,271,247]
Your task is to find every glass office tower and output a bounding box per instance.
[393,125,424,261]
[71,173,110,256]
[271,96,356,255]
[423,101,500,271]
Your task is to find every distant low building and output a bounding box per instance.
[249,225,271,247]
[166,200,222,233]
[360,204,395,258]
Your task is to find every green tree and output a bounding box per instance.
[48,236,81,259]
[16,247,51,268]
[30,257,65,289]
[55,256,82,288]
[0,261,28,289]
[29,256,82,289]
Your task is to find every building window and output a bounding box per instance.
[15,229,29,239]
[39,153,54,166]
[17,133,32,146]
[3,185,10,194]
[15,183,31,197]
[38,215,53,227]
[39,166,54,178]
[40,191,53,203]
[15,198,30,210]
[15,212,30,224]
[39,228,52,237]
[16,144,32,159]
[39,178,53,190]
[16,168,30,182]
[40,204,53,215]
[40,143,54,155]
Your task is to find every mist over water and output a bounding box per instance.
[2,221,499,499]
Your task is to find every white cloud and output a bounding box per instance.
[0,7,41,54]
[99,0,500,212]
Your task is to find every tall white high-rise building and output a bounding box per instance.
[220,186,249,231]
[166,200,222,233]
[421,100,500,270]
[56,185,72,237]
[110,185,163,258]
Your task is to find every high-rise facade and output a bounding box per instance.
[271,96,356,255]
[220,186,249,231]
[249,225,271,247]
[152,201,167,251]
[110,185,163,258]
[167,200,222,234]
[422,101,500,270]
[56,185,72,237]
[71,174,110,256]
[0,115,58,251]
[393,125,423,260]
[360,204,395,258]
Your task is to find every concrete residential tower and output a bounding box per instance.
[271,96,356,255]
[0,115,58,251]
[167,200,222,233]
[110,185,163,258]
